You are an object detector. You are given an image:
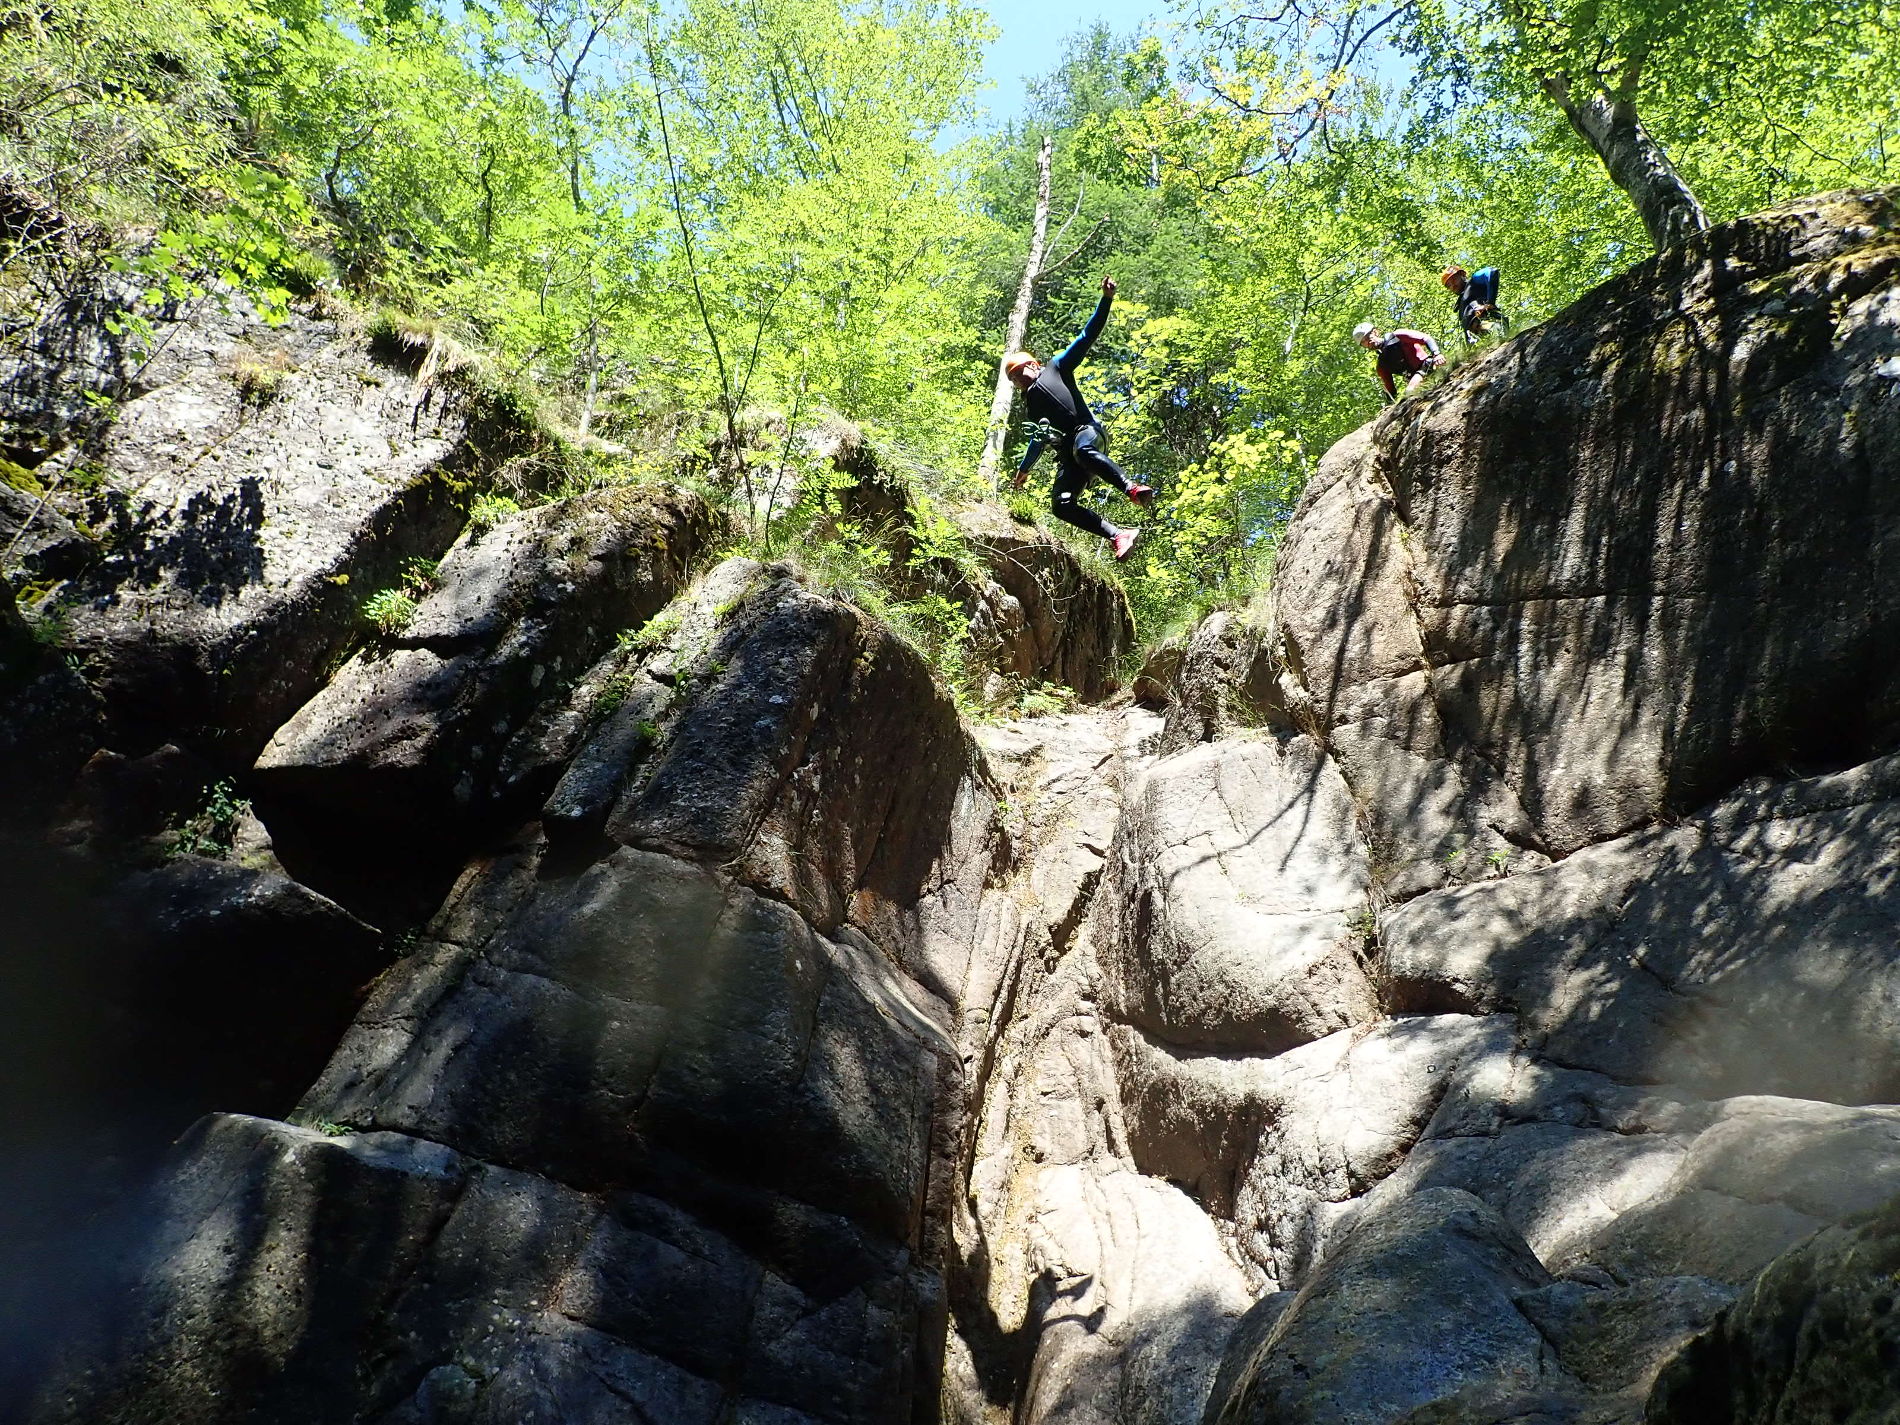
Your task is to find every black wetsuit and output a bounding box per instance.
[1454,267,1508,339]
[1016,290,1137,539]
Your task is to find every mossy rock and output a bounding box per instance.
[0,457,44,497]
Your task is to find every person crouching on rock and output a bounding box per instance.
[1442,265,1510,342]
[1004,276,1154,562]
[1354,322,1444,403]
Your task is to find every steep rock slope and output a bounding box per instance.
[1273,188,1900,889]
[4,280,1138,1422]
[10,187,1900,1425]
[947,188,1900,1425]
[31,560,1006,1425]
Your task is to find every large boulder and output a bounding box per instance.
[1095,735,1377,1057]
[1273,190,1900,879]
[30,1113,941,1425]
[957,505,1133,701]
[1145,606,1295,756]
[1111,1015,1512,1278]
[252,484,719,889]
[1645,1190,1900,1425]
[1383,751,1900,1105]
[1205,1188,1564,1425]
[29,565,995,1425]
[13,292,549,758]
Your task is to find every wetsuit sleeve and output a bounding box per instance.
[1016,437,1046,476]
[1054,289,1113,374]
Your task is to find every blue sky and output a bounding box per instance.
[974,0,1169,126]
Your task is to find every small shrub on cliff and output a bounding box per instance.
[362,586,417,635]
[168,779,250,859]
[229,349,296,405]
[466,493,521,531]
[594,664,639,713]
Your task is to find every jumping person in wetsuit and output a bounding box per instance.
[1004,276,1153,561]
[1442,265,1510,342]
[1354,322,1443,402]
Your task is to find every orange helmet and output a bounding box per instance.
[1003,351,1036,381]
[1441,266,1468,292]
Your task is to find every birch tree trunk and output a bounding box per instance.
[977,134,1053,487]
[1543,72,1708,253]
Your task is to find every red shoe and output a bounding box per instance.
[1126,483,1155,508]
[1111,527,1142,561]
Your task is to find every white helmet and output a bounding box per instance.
[1351,322,1375,342]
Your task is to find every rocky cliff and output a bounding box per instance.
[6,188,1900,1425]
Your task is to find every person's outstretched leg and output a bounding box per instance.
[1072,426,1151,505]
[1051,449,1144,559]
[1050,459,1118,539]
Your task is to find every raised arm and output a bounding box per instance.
[1054,277,1116,374]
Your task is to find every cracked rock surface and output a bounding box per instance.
[12,189,1900,1425]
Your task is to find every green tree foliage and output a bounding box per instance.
[1409,0,1900,247]
[1,0,1894,666]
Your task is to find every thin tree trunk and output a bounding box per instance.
[577,318,600,437]
[977,135,1053,487]
[1543,72,1707,252]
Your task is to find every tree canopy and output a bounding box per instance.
[1,0,1895,665]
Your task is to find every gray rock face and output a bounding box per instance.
[1383,753,1900,1105]
[29,567,993,1425]
[1207,1188,1562,1425]
[1097,735,1376,1057]
[1149,607,1293,756]
[304,847,943,1238]
[1271,189,1900,874]
[254,485,719,832]
[967,192,1900,1425]
[33,1112,939,1425]
[957,504,1134,701]
[1645,1190,1900,1425]
[12,291,545,756]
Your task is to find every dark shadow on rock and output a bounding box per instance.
[100,476,268,606]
